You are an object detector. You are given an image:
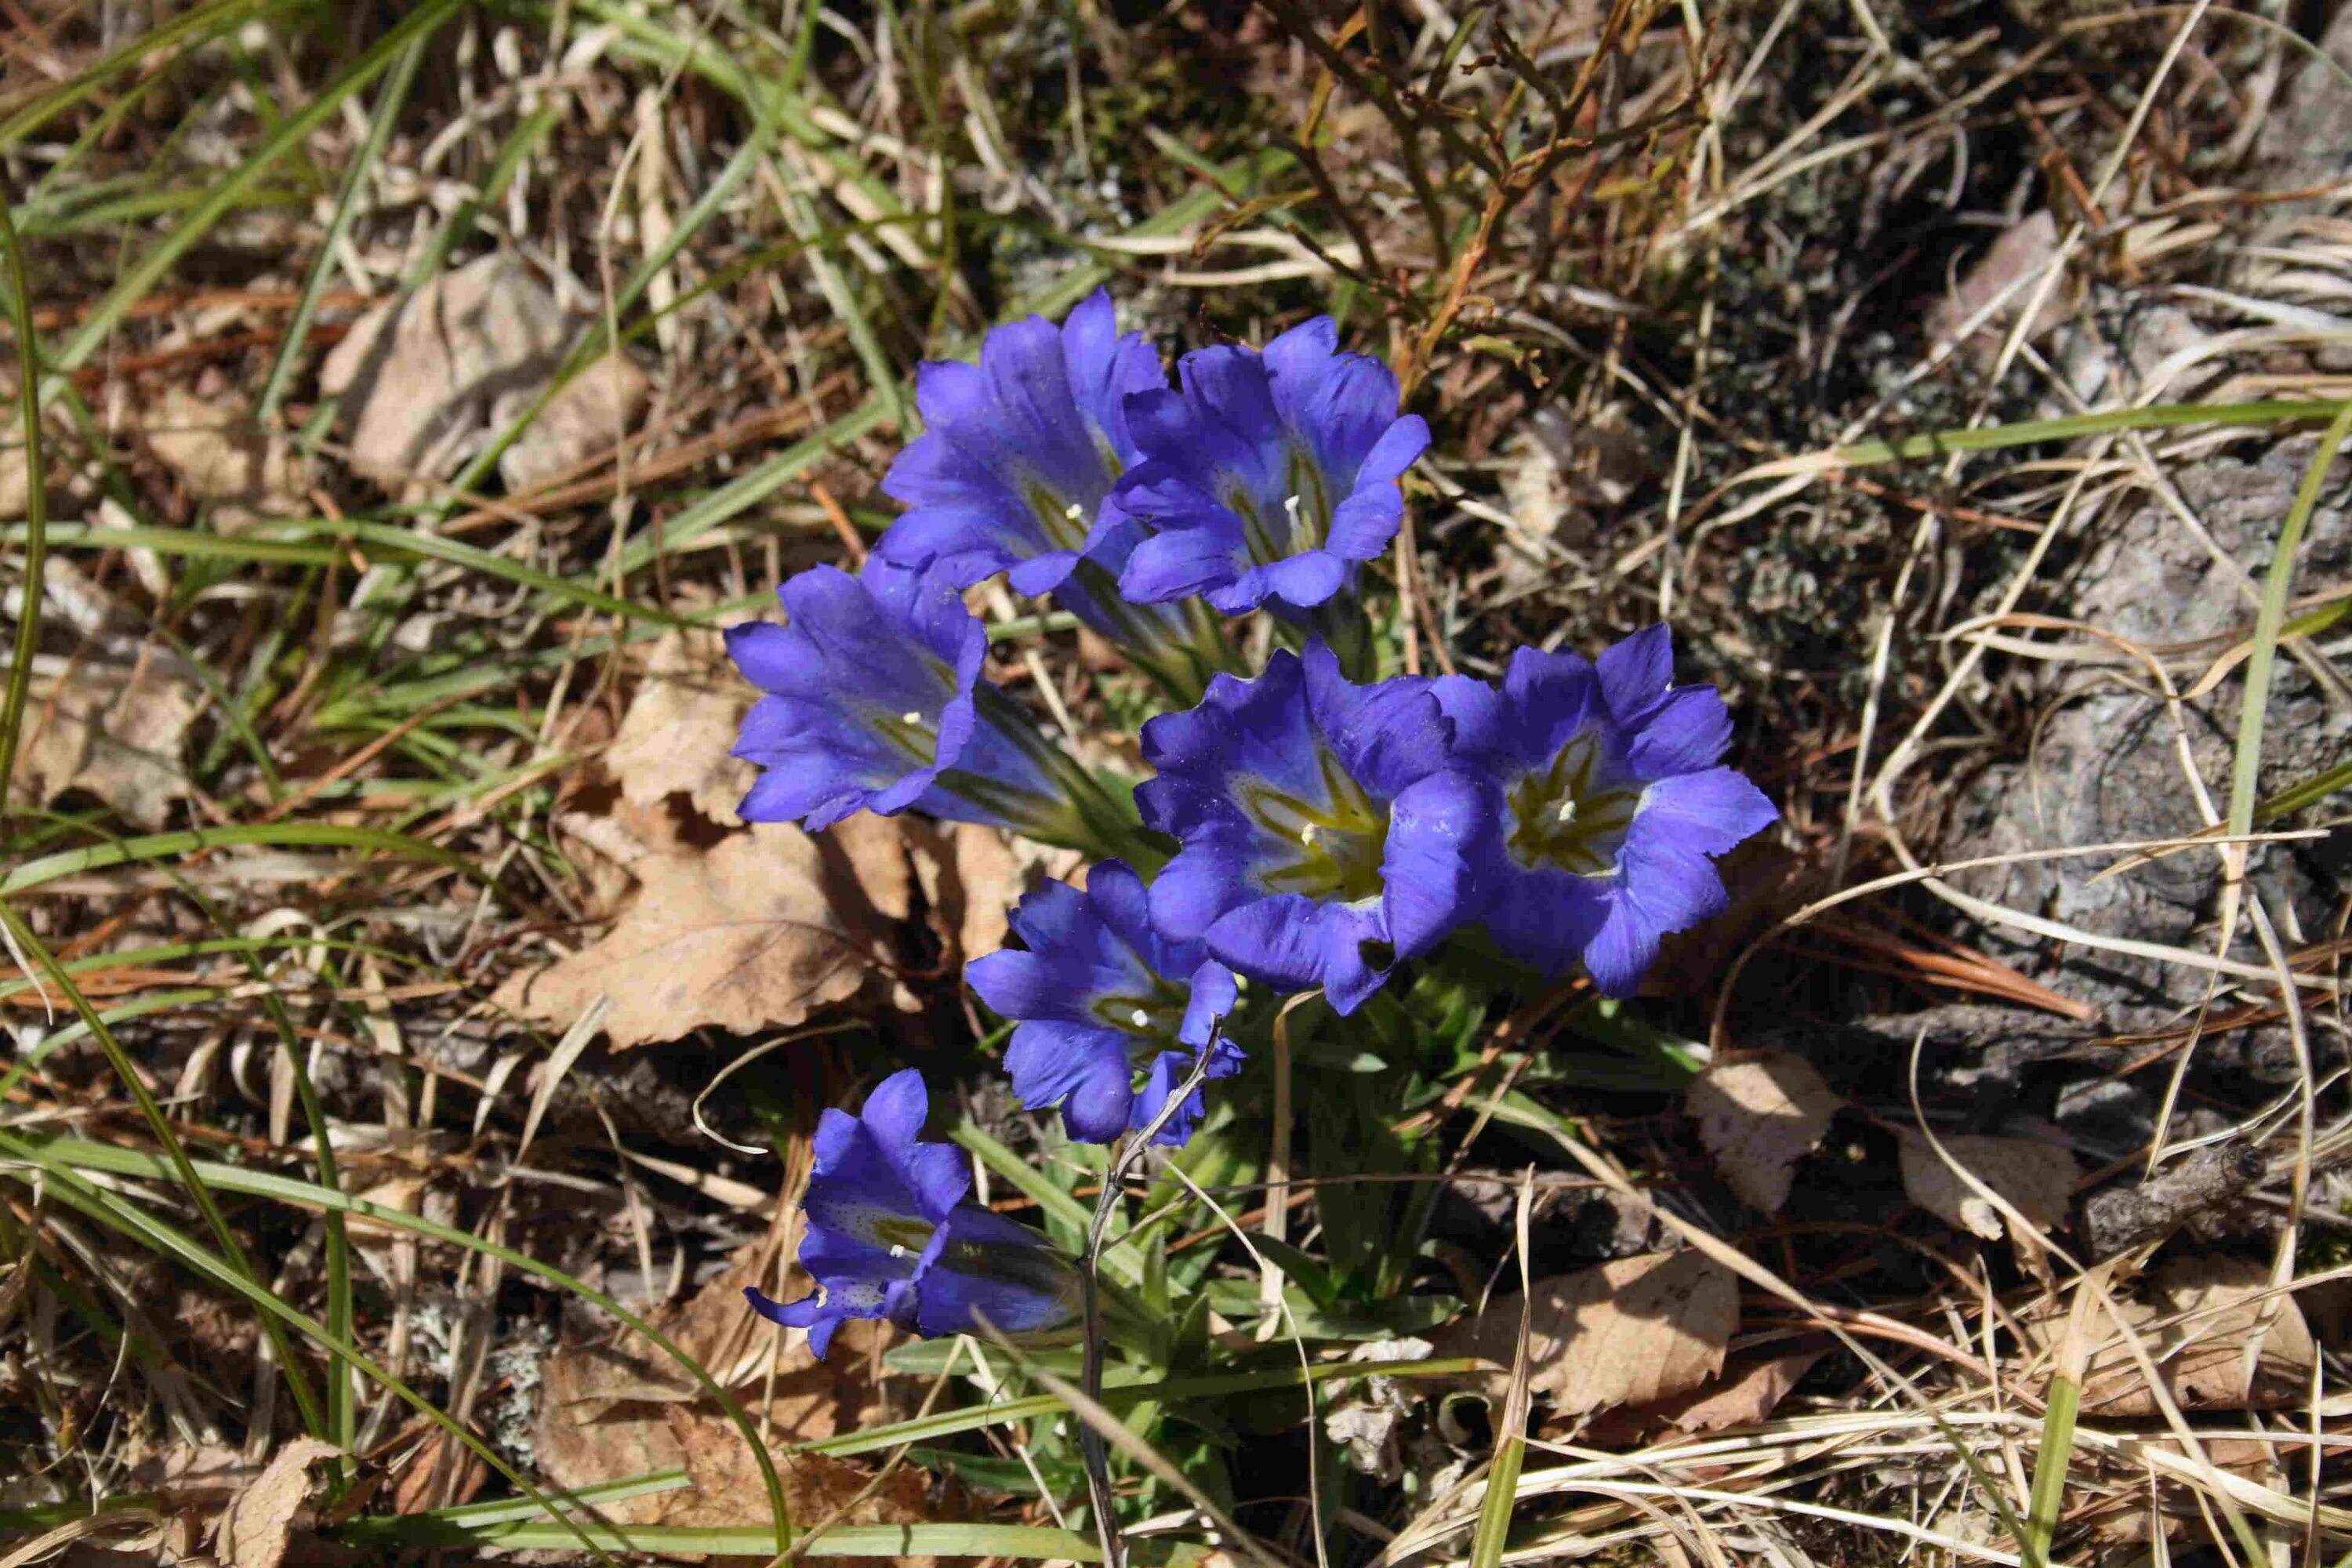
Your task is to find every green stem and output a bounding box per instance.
[0,188,47,844]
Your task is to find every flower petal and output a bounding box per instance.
[1203,894,1392,1015]
[1119,521,1248,604]
[1627,685,1734,777]
[1596,622,1675,724]
[1381,770,1499,956]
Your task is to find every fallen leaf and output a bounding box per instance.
[2059,1254,2318,1417]
[534,1345,692,1526]
[535,1240,896,1534]
[216,1437,341,1568]
[906,821,1085,964]
[661,1409,946,1552]
[319,253,579,492]
[2077,1436,2278,1544]
[499,353,652,491]
[13,667,201,829]
[606,626,755,826]
[1436,1250,1738,1417]
[1,439,29,521]
[1926,211,2073,362]
[143,384,310,532]
[1687,1052,1842,1214]
[492,819,897,1048]
[1579,1341,1828,1442]
[1897,1131,2074,1242]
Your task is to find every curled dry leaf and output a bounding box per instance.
[1926,210,2073,361]
[1436,1250,1738,1417]
[319,253,579,491]
[1896,1131,2074,1242]
[1687,1051,1842,1214]
[2042,1254,2319,1417]
[499,353,652,491]
[661,1408,947,1557]
[492,819,902,1049]
[534,1240,910,1536]
[143,384,311,532]
[605,626,755,826]
[216,1436,342,1568]
[12,667,200,829]
[905,819,1084,963]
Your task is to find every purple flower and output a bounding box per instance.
[876,289,1163,597]
[1115,317,1429,616]
[967,860,1241,1146]
[1136,643,1494,1014]
[1436,626,1777,996]
[724,562,1075,838]
[746,1069,1076,1358]
[869,292,1228,698]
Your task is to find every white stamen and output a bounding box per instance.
[901,710,925,726]
[1555,796,1580,826]
[887,1243,910,1260]
[1129,1007,1152,1029]
[1283,493,1307,532]
[1064,503,1085,521]
[1300,822,1320,845]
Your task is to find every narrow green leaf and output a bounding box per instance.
[0,822,481,897]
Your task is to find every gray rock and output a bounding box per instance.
[1944,441,2352,1016]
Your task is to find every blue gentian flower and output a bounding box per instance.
[877,289,1162,597]
[1136,643,1493,1014]
[1114,317,1429,617]
[967,860,1242,1146]
[870,290,1229,699]
[1436,626,1777,996]
[724,561,1096,843]
[746,1069,1076,1358]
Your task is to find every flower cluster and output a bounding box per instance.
[728,294,1776,1359]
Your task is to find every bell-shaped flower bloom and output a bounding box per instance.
[724,562,1100,844]
[871,291,1228,699]
[968,860,1241,1146]
[1436,626,1777,996]
[877,289,1163,597]
[1136,643,1493,1014]
[1114,317,1428,617]
[746,1069,1076,1358]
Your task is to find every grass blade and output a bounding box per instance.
[256,30,434,421]
[0,822,483,897]
[0,187,47,841]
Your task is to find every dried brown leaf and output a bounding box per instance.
[535,1243,894,1537]
[1687,1052,1842,1214]
[2060,1254,2318,1417]
[13,668,200,829]
[319,254,578,490]
[216,1437,340,1568]
[1897,1131,2074,1241]
[1662,1341,1828,1433]
[1437,1250,1738,1417]
[905,821,1083,963]
[500,354,652,491]
[1926,211,2073,361]
[143,385,310,532]
[659,1410,944,1549]
[606,627,754,826]
[492,821,895,1049]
